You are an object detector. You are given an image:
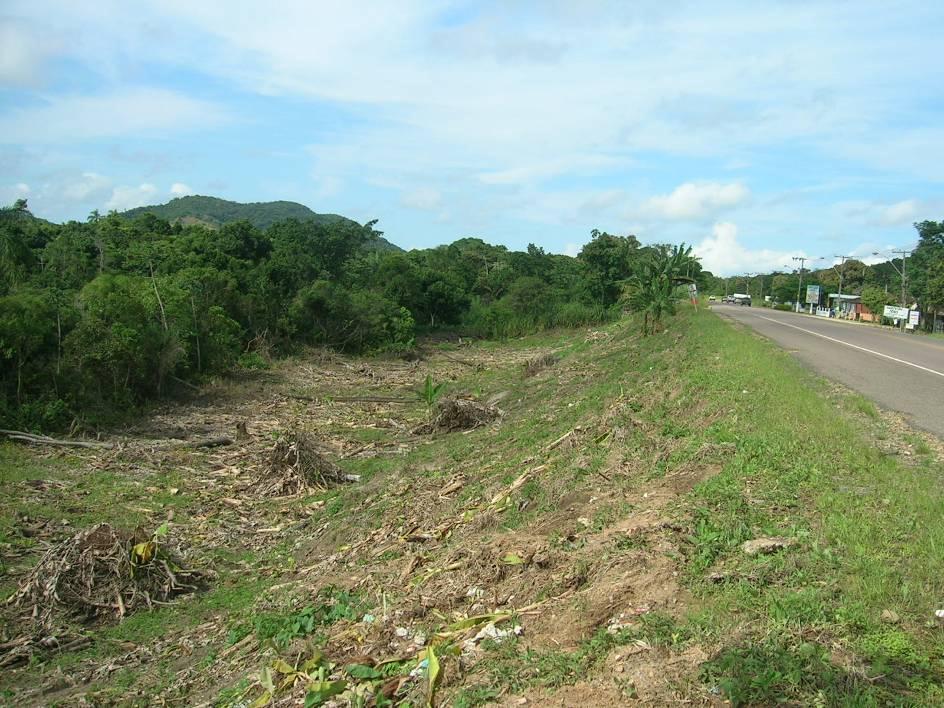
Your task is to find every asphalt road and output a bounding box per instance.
[712,304,944,439]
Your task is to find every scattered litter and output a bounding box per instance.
[409,657,429,678]
[606,606,653,634]
[462,622,523,653]
[741,537,794,555]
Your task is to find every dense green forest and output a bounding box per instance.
[703,221,944,322]
[0,199,706,430]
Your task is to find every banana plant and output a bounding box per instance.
[418,374,446,415]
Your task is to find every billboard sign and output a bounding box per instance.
[883,305,910,320]
[805,285,821,304]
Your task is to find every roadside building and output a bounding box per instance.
[827,293,869,320]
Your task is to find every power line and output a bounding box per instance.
[833,255,853,299]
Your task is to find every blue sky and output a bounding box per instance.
[1,1,943,275]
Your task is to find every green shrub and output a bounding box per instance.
[237,351,269,370]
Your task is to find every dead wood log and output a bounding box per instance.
[0,430,113,450]
[170,375,201,392]
[144,436,234,451]
[188,436,234,449]
[288,394,411,404]
[330,395,412,403]
[438,351,483,370]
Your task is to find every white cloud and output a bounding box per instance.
[170,182,194,197]
[839,197,938,227]
[28,0,933,199]
[844,241,914,265]
[0,88,227,144]
[563,242,581,257]
[1,182,31,205]
[105,183,158,211]
[694,222,804,276]
[63,172,111,202]
[646,182,750,220]
[878,200,918,226]
[0,19,56,86]
[400,187,441,211]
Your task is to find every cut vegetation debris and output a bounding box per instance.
[416,397,503,434]
[3,310,944,706]
[9,523,199,629]
[256,430,359,496]
[522,352,560,377]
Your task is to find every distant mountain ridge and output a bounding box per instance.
[120,195,401,251]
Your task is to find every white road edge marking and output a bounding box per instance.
[751,313,944,378]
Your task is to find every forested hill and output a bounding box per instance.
[121,195,402,251]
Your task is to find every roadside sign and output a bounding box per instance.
[906,310,920,329]
[805,285,821,304]
[883,305,910,320]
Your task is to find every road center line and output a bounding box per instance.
[750,313,944,378]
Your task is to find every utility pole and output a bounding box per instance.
[874,249,913,332]
[792,256,807,313]
[833,255,853,314]
[744,273,757,301]
[892,249,911,308]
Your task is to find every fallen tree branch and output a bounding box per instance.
[188,436,234,449]
[0,429,113,450]
[288,394,411,404]
[170,375,201,392]
[340,442,376,460]
[142,436,234,451]
[330,396,412,404]
[437,350,482,369]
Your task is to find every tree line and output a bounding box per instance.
[0,201,707,430]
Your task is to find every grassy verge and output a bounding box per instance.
[677,310,944,704]
[450,308,944,705]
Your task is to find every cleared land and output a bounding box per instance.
[1,309,943,706]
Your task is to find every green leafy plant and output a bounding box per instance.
[418,374,446,411]
[253,587,367,647]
